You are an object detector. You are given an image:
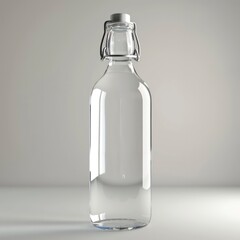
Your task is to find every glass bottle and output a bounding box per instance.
[89,13,152,230]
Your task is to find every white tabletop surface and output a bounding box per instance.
[0,187,239,240]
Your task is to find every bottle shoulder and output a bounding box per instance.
[92,72,150,95]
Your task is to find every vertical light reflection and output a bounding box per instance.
[99,91,106,175]
[90,89,106,181]
[138,83,151,190]
[90,89,101,181]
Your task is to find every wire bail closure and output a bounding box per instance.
[100,21,141,61]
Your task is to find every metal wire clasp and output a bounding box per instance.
[100,21,141,61]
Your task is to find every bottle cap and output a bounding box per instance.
[110,13,131,23]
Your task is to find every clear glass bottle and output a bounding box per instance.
[89,13,151,230]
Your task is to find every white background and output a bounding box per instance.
[0,0,240,186]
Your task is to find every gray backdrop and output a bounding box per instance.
[0,0,239,186]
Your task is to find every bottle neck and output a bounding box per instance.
[106,59,136,74]
[100,21,140,61]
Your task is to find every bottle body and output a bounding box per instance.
[89,60,151,230]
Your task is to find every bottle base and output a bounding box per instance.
[92,218,148,231]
